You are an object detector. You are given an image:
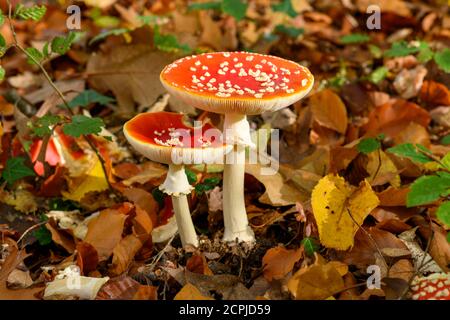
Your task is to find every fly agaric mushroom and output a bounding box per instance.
[123,112,230,247]
[410,273,450,300]
[160,52,314,242]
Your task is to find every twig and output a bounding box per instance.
[6,0,114,193]
[17,221,47,248]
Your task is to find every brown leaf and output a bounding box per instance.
[262,246,302,281]
[76,242,98,275]
[84,203,132,261]
[109,234,144,276]
[377,187,410,206]
[123,188,158,227]
[363,99,430,137]
[388,259,414,282]
[186,254,213,276]
[174,283,214,300]
[420,80,450,106]
[310,89,348,134]
[45,222,75,253]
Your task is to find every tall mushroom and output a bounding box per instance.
[160,52,314,243]
[123,112,230,247]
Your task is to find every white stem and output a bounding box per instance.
[159,164,198,247]
[222,114,255,243]
[171,194,199,247]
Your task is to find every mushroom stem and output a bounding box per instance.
[222,114,255,243]
[160,164,198,247]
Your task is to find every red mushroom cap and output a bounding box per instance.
[410,273,450,300]
[160,52,314,115]
[123,112,230,164]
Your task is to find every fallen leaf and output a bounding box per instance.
[174,283,214,300]
[419,80,450,106]
[310,89,348,134]
[262,246,302,281]
[388,259,414,282]
[109,234,144,276]
[311,174,380,250]
[76,242,98,275]
[84,203,132,261]
[186,253,213,276]
[393,65,427,99]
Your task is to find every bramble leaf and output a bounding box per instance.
[62,115,104,137]
[15,4,47,21]
[2,157,35,185]
[368,66,389,84]
[67,89,115,108]
[31,114,61,137]
[25,47,44,65]
[340,33,370,44]
[387,143,434,164]
[384,41,420,58]
[153,26,191,53]
[51,32,77,55]
[275,25,304,38]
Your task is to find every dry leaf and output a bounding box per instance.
[174,283,214,300]
[262,246,302,281]
[311,174,380,250]
[109,234,144,276]
[310,89,348,134]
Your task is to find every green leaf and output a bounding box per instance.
[15,4,47,21]
[195,177,221,194]
[385,41,420,58]
[51,32,76,55]
[441,135,450,145]
[67,90,115,108]
[417,45,434,63]
[407,174,450,207]
[31,114,61,137]
[387,143,434,164]
[0,66,5,81]
[434,48,450,73]
[357,137,381,154]
[188,2,221,11]
[436,201,450,227]
[152,187,165,207]
[25,47,44,65]
[93,15,120,28]
[33,225,52,246]
[2,157,35,185]
[275,24,304,38]
[340,33,370,44]
[89,28,129,45]
[185,168,197,184]
[369,44,382,59]
[62,115,104,138]
[301,237,319,256]
[0,11,5,26]
[153,26,191,53]
[222,0,248,21]
[272,0,297,18]
[368,66,389,84]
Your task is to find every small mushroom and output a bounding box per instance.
[410,273,450,300]
[160,52,314,243]
[123,112,230,248]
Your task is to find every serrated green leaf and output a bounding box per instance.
[62,115,104,138]
[25,47,44,65]
[417,46,434,63]
[0,66,5,81]
[340,33,370,44]
[153,26,191,53]
[436,201,450,227]
[275,24,304,38]
[272,0,297,18]
[368,66,389,84]
[15,4,47,21]
[89,28,129,45]
[222,0,248,21]
[407,174,450,207]
[301,237,319,256]
[385,41,420,58]
[357,137,381,154]
[387,143,434,164]
[188,1,221,11]
[33,226,52,246]
[434,48,450,73]
[185,168,197,184]
[31,114,61,137]
[51,32,76,55]
[2,157,35,185]
[67,89,114,108]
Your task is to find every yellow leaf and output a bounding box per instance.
[62,159,109,202]
[311,174,379,250]
[287,262,344,300]
[174,283,214,300]
[366,150,400,187]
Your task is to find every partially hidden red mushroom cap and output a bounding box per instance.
[123,112,230,165]
[410,273,450,300]
[160,52,314,115]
